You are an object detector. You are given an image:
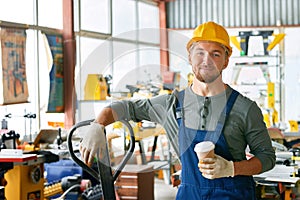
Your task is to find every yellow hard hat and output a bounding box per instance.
[186,21,232,57]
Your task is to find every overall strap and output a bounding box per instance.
[205,90,240,143]
[175,90,185,124]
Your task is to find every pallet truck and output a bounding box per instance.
[67,119,135,200]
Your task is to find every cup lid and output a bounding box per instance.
[194,141,215,152]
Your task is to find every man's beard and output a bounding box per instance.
[193,66,222,83]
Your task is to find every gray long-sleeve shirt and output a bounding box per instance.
[109,85,275,173]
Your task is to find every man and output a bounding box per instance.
[80,21,275,199]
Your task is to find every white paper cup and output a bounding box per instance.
[194,141,215,161]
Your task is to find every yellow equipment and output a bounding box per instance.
[230,36,242,52]
[84,74,107,100]
[263,113,271,128]
[267,82,275,109]
[3,154,45,200]
[267,33,286,52]
[44,181,63,198]
[289,120,299,132]
[267,82,279,125]
[186,21,232,56]
[187,73,194,86]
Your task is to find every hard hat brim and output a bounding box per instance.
[186,37,232,57]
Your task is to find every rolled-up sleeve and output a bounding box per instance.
[107,94,172,124]
[105,92,183,159]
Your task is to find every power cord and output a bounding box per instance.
[51,184,81,200]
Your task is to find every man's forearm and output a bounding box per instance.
[233,157,262,176]
[94,107,117,126]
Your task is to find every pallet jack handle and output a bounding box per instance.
[67,119,136,200]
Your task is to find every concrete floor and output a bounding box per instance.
[154,178,178,200]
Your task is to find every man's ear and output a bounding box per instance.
[188,53,192,65]
[223,57,229,70]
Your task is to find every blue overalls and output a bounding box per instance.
[175,89,256,200]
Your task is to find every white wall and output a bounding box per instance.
[284,27,300,122]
